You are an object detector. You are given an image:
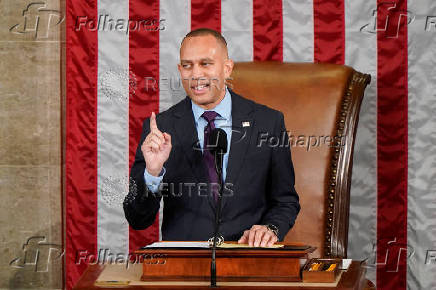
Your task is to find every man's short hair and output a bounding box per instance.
[181,28,228,50]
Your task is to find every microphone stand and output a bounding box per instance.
[210,149,224,288]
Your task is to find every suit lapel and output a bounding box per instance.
[222,91,254,211]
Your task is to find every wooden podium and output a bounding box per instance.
[134,242,315,282]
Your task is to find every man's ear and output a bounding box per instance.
[224,58,234,80]
[177,63,182,74]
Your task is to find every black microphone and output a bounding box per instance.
[209,128,227,288]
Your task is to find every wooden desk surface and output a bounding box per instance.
[73,261,367,290]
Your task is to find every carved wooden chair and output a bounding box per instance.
[229,62,371,258]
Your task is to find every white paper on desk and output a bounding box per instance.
[145,241,285,248]
[340,259,352,270]
[145,241,210,248]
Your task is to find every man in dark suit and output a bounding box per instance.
[123,28,300,247]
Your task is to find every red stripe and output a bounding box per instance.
[191,0,221,32]
[65,0,98,288]
[313,0,345,64]
[253,0,283,61]
[376,1,408,289]
[128,0,160,252]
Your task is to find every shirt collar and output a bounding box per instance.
[191,87,232,122]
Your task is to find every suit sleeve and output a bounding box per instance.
[260,112,301,241]
[123,117,164,230]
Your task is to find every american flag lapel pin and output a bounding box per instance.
[242,121,250,127]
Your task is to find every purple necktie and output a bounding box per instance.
[202,111,220,202]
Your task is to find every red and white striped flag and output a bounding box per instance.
[65,0,436,289]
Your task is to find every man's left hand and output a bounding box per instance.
[237,225,278,247]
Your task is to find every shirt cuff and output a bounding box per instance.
[144,167,166,194]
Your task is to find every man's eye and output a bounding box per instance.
[182,64,191,68]
[202,62,212,66]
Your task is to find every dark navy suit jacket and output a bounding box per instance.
[123,90,300,241]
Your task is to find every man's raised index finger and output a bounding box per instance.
[150,112,159,131]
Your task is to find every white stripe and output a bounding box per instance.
[97,1,129,256]
[159,0,191,239]
[407,0,436,289]
[344,0,378,284]
[159,0,190,113]
[282,0,314,62]
[221,0,253,61]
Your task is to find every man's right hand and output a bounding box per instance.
[141,112,172,177]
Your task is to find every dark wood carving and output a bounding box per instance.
[324,71,371,258]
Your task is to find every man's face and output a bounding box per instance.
[178,34,233,110]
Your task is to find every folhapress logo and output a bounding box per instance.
[9,2,64,39]
[9,236,64,272]
[360,2,414,38]
[360,2,436,37]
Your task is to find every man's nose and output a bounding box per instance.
[191,64,204,80]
